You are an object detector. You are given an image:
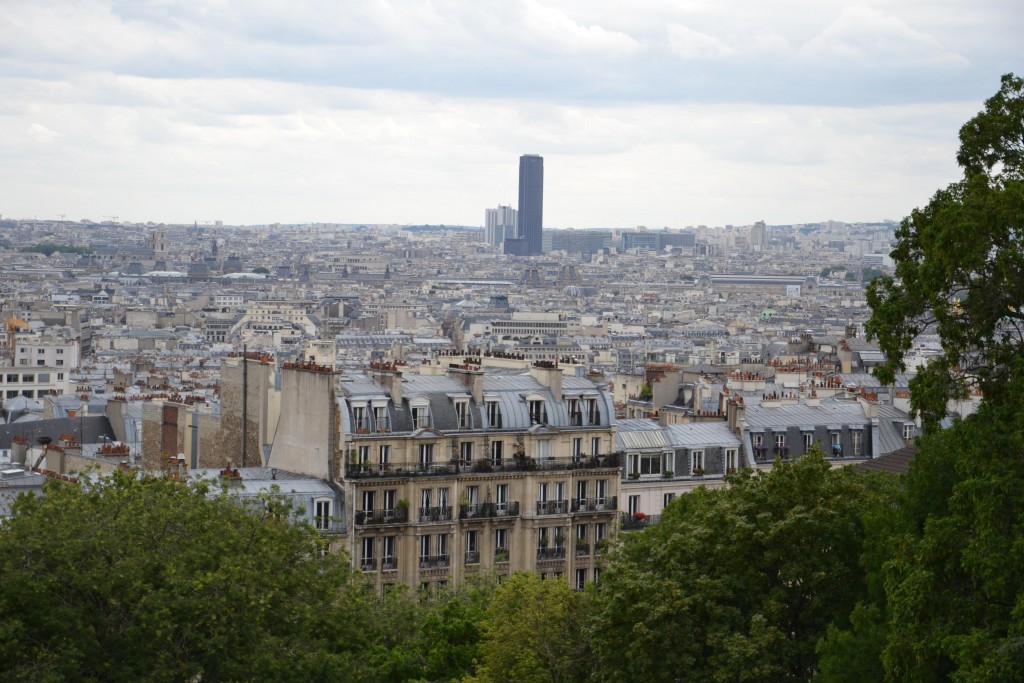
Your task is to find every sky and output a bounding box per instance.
[0,1,1020,229]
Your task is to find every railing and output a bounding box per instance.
[360,557,377,571]
[459,501,521,519]
[419,554,450,569]
[419,506,454,523]
[494,547,510,563]
[620,512,661,531]
[381,556,398,570]
[571,496,617,513]
[464,550,480,565]
[354,508,409,526]
[575,542,590,556]
[536,500,569,515]
[537,547,566,561]
[345,452,624,479]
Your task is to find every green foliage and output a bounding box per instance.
[880,362,1024,682]
[252,266,271,274]
[866,73,1024,427]
[590,451,889,682]
[20,243,95,256]
[472,572,594,683]
[0,470,374,682]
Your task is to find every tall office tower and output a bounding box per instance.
[505,154,543,256]
[749,220,768,250]
[485,205,517,246]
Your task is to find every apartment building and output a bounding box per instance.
[338,361,619,592]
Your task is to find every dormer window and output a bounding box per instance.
[567,398,582,426]
[528,399,547,425]
[585,397,599,425]
[454,399,470,429]
[373,405,389,432]
[486,399,502,429]
[903,423,915,441]
[351,404,369,432]
[408,397,431,430]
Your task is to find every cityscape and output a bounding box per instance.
[1,0,1021,680]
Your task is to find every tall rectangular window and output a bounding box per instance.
[486,401,502,428]
[691,450,704,472]
[572,437,583,458]
[361,491,375,512]
[591,436,601,456]
[455,400,469,428]
[418,443,434,468]
[460,441,474,464]
[628,495,640,515]
[490,440,503,464]
[803,432,813,453]
[314,500,331,530]
[379,445,391,466]
[852,430,863,457]
[725,449,737,470]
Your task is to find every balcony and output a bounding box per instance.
[381,556,398,571]
[536,547,566,561]
[459,501,521,520]
[575,542,590,556]
[418,506,454,523]
[419,554,450,569]
[620,512,661,531]
[344,452,624,479]
[464,550,481,565]
[360,557,377,571]
[536,500,569,515]
[354,508,409,526]
[571,496,617,513]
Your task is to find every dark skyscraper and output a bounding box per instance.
[504,154,543,256]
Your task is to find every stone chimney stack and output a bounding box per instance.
[529,362,563,400]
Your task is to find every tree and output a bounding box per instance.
[589,451,890,682]
[470,572,594,683]
[877,361,1024,682]
[0,471,376,682]
[252,266,271,275]
[866,73,1024,426]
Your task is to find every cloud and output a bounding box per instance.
[27,123,59,143]
[666,23,734,59]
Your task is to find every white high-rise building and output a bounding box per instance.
[485,205,517,246]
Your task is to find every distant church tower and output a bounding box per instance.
[151,226,168,261]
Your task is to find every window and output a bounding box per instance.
[438,488,450,508]
[382,489,396,512]
[379,445,391,466]
[466,485,479,506]
[418,443,434,468]
[361,491,375,512]
[314,499,331,530]
[412,406,430,429]
[5,374,16,383]
[568,398,582,425]
[495,528,508,553]
[537,527,549,549]
[382,536,396,568]
[55,360,63,366]
[633,452,661,475]
[56,349,63,355]
[575,568,587,591]
[595,479,608,502]
[22,374,33,382]
[495,484,509,511]
[36,360,45,366]
[753,433,764,448]
[419,535,431,560]
[536,439,552,461]
[591,436,601,456]
[455,400,469,428]
[572,437,583,459]
[576,524,588,541]
[357,445,370,464]
[852,430,863,457]
[466,530,479,559]
[903,423,915,440]
[490,440,503,464]
[586,398,600,425]
[374,405,389,431]
[576,479,588,500]
[725,449,737,471]
[538,482,548,502]
[460,441,474,465]
[775,433,787,451]
[57,373,63,380]
[437,533,449,559]
[830,431,842,456]
[528,399,547,424]
[361,537,375,570]
[486,400,502,428]
[420,488,433,510]
[628,495,640,515]
[595,522,608,542]
[664,493,676,508]
[352,405,368,431]
[593,567,601,584]
[803,432,813,453]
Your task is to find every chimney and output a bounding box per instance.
[449,366,484,404]
[373,365,403,406]
[529,363,563,400]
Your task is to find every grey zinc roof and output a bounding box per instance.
[742,399,870,430]
[616,419,741,451]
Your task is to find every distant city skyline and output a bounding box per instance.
[1,1,1019,228]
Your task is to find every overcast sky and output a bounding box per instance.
[1,1,1020,228]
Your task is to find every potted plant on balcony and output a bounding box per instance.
[662,470,673,479]
[693,467,705,477]
[495,548,509,563]
[628,471,640,480]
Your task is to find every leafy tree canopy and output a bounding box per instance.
[866,73,1024,427]
[0,471,377,682]
[589,451,894,682]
